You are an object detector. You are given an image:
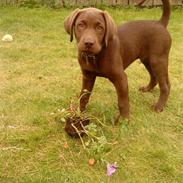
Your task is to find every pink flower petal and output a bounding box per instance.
[107,162,118,176]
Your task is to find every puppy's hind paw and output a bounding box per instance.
[151,103,164,113]
[139,85,151,92]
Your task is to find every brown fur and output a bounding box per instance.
[64,0,171,121]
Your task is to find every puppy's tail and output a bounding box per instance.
[159,0,171,27]
[136,0,171,27]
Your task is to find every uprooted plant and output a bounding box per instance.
[52,91,118,160]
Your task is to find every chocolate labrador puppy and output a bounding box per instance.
[64,0,171,120]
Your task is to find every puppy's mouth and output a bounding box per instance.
[81,51,97,62]
[85,48,101,55]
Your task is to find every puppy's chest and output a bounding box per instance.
[79,55,102,73]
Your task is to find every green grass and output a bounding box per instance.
[0,6,183,183]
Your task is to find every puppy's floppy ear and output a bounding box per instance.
[64,9,80,42]
[102,11,117,47]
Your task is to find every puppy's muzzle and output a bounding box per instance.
[84,39,95,50]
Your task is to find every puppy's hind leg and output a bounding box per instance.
[139,59,157,92]
[149,56,170,112]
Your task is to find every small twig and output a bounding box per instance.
[89,115,108,128]
[71,123,86,149]
[1,146,29,151]
[78,90,91,104]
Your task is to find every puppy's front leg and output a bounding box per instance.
[80,72,96,112]
[110,72,130,122]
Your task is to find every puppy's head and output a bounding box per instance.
[64,8,116,55]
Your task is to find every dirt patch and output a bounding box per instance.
[65,115,90,138]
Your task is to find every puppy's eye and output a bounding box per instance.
[96,25,104,32]
[77,23,86,29]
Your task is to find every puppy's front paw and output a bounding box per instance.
[113,113,130,125]
[113,113,120,125]
[151,103,164,112]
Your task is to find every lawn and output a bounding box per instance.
[0,6,183,183]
